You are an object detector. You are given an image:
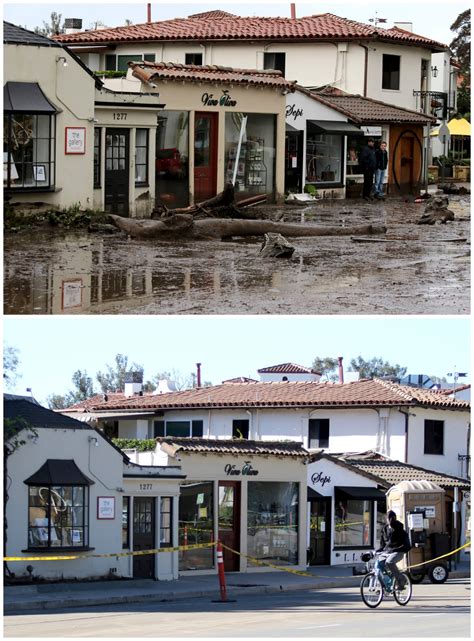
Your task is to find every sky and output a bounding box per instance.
[2,0,468,46]
[4,316,470,404]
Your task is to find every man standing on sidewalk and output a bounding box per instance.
[374,141,388,200]
[359,138,376,202]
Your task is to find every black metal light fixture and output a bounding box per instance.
[431,66,438,78]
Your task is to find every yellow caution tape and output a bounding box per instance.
[406,540,471,571]
[3,541,216,562]
[220,542,314,578]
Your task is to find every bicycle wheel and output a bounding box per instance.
[393,573,412,606]
[360,572,384,608]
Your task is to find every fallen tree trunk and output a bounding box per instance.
[109,214,386,240]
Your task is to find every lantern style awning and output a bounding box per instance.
[4,82,58,114]
[430,117,471,137]
[24,459,94,485]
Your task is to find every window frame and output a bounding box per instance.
[333,498,374,549]
[308,418,330,449]
[105,53,156,71]
[232,419,250,439]
[424,419,444,455]
[4,112,56,192]
[122,496,130,548]
[382,54,401,91]
[263,52,286,77]
[160,497,173,547]
[185,53,203,65]
[27,484,90,551]
[93,127,101,188]
[135,128,149,186]
[154,419,204,438]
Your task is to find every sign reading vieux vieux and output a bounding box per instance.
[201,90,237,107]
[225,461,259,476]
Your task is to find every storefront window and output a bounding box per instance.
[135,129,149,185]
[376,499,387,546]
[179,481,214,570]
[122,496,130,548]
[225,113,276,199]
[346,134,383,177]
[334,499,372,547]
[28,485,88,549]
[156,111,189,208]
[4,113,55,190]
[305,132,342,184]
[160,497,172,547]
[247,482,299,566]
[94,128,101,188]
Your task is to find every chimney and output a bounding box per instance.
[124,371,143,397]
[290,3,296,19]
[64,18,83,34]
[338,357,344,384]
[393,21,413,32]
[147,3,152,23]
[196,363,202,388]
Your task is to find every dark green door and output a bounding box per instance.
[133,497,155,578]
[105,128,130,215]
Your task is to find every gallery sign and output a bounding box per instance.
[65,127,86,154]
[97,496,115,519]
[224,461,259,476]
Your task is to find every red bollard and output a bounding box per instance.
[212,540,236,603]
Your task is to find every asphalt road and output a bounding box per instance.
[4,579,470,638]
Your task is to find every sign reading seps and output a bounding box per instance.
[65,127,86,155]
[201,90,237,107]
[225,461,259,476]
[311,471,331,487]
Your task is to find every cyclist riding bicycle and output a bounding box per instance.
[376,510,408,590]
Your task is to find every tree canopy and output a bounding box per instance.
[3,346,21,389]
[450,9,471,118]
[34,12,65,36]
[312,355,408,381]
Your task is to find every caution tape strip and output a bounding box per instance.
[3,541,216,562]
[220,542,314,578]
[405,540,471,571]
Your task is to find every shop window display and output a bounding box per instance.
[247,482,299,566]
[156,111,189,208]
[334,499,372,547]
[225,113,275,198]
[28,485,88,549]
[305,133,342,184]
[179,481,214,570]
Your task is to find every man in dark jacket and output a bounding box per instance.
[374,141,388,199]
[376,510,407,588]
[359,138,377,201]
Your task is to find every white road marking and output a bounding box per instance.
[411,613,444,618]
[297,624,342,630]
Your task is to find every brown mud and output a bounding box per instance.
[4,196,470,315]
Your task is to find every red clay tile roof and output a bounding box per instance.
[314,92,438,124]
[340,454,470,490]
[222,377,259,383]
[53,13,447,51]
[157,437,308,458]
[62,379,470,413]
[130,61,296,89]
[258,363,321,375]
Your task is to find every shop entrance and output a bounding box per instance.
[400,136,415,192]
[194,112,218,201]
[218,481,241,572]
[308,498,331,565]
[285,130,303,192]
[133,497,155,578]
[105,129,130,215]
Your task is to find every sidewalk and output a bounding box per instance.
[4,561,470,613]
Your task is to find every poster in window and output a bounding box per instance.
[97,496,116,520]
[65,127,86,155]
[61,279,83,310]
[33,165,46,182]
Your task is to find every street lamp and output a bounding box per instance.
[431,66,438,78]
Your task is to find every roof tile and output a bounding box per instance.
[157,437,308,457]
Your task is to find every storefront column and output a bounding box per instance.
[98,127,106,212]
[188,111,196,204]
[298,480,307,567]
[240,481,248,571]
[128,495,134,577]
[148,125,157,206]
[217,112,226,194]
[275,105,286,202]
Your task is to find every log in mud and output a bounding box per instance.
[109,214,387,240]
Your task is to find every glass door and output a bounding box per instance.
[218,481,240,572]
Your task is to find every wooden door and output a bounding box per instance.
[218,481,241,572]
[309,499,331,565]
[105,129,130,215]
[400,136,414,191]
[194,112,218,201]
[133,497,155,578]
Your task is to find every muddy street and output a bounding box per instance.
[4,196,470,315]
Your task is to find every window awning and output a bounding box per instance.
[4,82,58,114]
[24,460,94,486]
[307,120,363,136]
[286,122,301,132]
[335,486,386,501]
[307,487,325,500]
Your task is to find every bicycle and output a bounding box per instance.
[360,551,412,608]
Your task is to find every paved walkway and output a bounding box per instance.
[4,561,470,613]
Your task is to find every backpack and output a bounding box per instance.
[401,530,412,553]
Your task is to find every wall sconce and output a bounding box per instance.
[431,66,438,78]
[56,56,68,68]
[88,436,99,447]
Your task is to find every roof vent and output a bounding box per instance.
[124,371,143,397]
[64,18,83,34]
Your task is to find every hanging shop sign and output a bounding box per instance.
[311,471,331,487]
[224,461,259,476]
[97,496,116,519]
[286,104,304,122]
[65,127,86,154]
[361,126,383,137]
[201,90,237,107]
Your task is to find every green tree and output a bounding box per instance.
[96,354,144,393]
[46,369,95,409]
[3,346,21,389]
[450,9,471,117]
[349,356,407,379]
[311,357,340,382]
[149,369,212,391]
[34,11,65,36]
